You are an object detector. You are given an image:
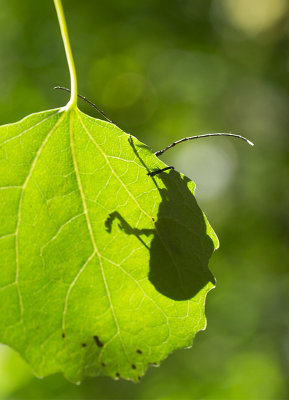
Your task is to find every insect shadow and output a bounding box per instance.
[104,137,215,301]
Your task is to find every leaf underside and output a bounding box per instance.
[0,108,218,382]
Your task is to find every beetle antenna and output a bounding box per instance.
[155,132,254,157]
[54,86,116,125]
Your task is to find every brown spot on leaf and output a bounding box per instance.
[131,364,136,370]
[136,349,142,354]
[93,335,104,347]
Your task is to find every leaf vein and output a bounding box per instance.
[0,111,59,145]
[14,112,66,324]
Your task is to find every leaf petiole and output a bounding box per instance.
[54,0,78,110]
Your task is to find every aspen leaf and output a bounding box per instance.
[0,107,218,382]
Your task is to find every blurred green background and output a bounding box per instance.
[0,0,288,398]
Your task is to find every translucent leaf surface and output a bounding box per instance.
[0,107,218,382]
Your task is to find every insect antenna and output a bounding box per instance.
[54,86,116,125]
[155,133,254,157]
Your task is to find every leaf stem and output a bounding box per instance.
[54,0,78,110]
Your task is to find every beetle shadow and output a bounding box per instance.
[104,137,216,301]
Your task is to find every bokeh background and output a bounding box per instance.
[0,0,288,398]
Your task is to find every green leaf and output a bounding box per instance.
[0,107,218,382]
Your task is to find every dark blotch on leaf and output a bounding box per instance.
[62,333,66,339]
[81,343,87,347]
[136,349,142,354]
[115,372,120,378]
[93,335,104,347]
[101,362,106,367]
[131,364,136,369]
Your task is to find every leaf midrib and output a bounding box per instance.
[68,109,131,363]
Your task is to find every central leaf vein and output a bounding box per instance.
[68,110,129,359]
